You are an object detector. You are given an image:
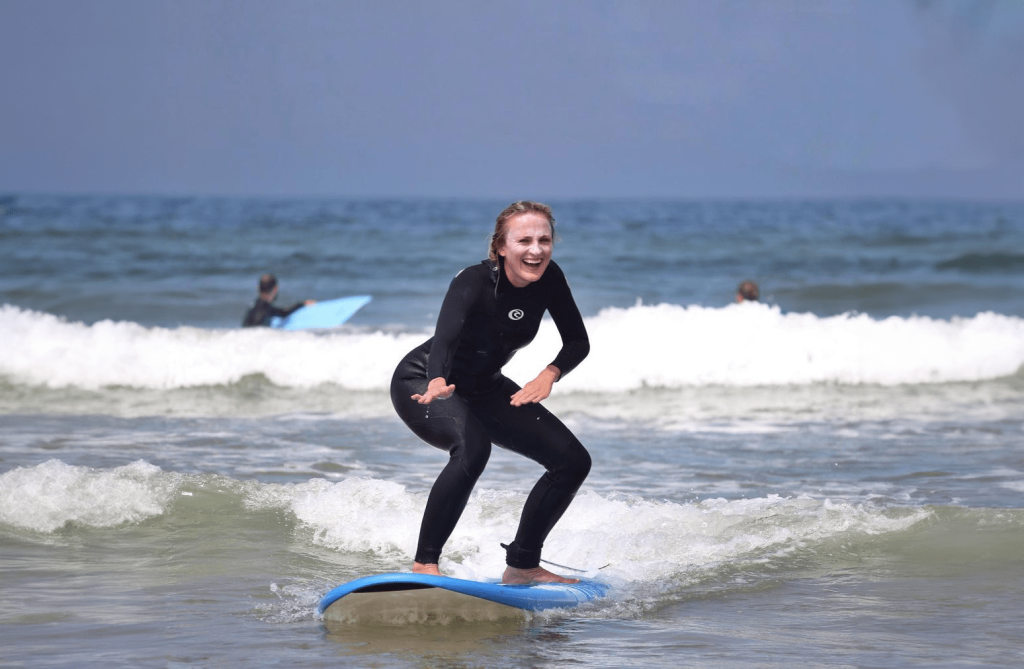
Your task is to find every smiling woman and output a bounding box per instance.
[490,202,555,288]
[389,200,592,585]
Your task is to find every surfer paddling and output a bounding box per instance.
[391,201,591,585]
[242,273,315,327]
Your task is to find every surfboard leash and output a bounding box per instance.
[501,543,609,573]
[541,557,613,572]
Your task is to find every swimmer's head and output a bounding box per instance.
[736,280,759,302]
[258,273,278,297]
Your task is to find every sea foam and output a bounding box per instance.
[0,459,180,533]
[2,302,1023,391]
[0,458,954,590]
[267,476,933,585]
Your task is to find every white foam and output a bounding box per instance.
[268,476,931,584]
[0,460,934,585]
[507,301,1024,389]
[0,304,424,390]
[287,477,425,557]
[0,459,180,532]
[3,302,1023,391]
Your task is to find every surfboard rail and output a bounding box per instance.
[318,572,609,615]
[270,295,371,330]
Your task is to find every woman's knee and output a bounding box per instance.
[553,439,591,489]
[457,423,493,479]
[406,416,492,481]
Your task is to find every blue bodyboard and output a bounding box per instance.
[271,295,371,330]
[319,572,609,616]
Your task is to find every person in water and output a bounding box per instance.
[736,280,760,303]
[390,201,591,585]
[241,273,314,327]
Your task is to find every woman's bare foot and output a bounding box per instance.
[501,566,579,585]
[412,562,442,576]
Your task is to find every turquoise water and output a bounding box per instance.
[2,195,1023,667]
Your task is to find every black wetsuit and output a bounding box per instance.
[241,298,304,327]
[390,258,591,569]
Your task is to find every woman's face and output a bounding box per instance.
[498,212,553,288]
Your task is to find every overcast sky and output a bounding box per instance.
[1,0,1021,200]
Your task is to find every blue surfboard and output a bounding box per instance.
[319,573,608,623]
[270,295,371,330]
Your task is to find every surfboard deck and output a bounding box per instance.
[319,573,609,625]
[271,295,371,330]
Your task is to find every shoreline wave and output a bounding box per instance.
[4,459,1021,588]
[3,302,1023,391]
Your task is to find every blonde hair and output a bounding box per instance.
[488,201,556,261]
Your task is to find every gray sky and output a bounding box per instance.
[1,0,1021,200]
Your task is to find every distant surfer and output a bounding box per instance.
[391,201,591,585]
[241,273,314,327]
[736,280,759,303]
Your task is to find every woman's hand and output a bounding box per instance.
[510,365,560,406]
[412,377,456,404]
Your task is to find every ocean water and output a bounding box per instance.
[1,194,1023,667]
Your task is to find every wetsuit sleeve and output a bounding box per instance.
[274,302,305,318]
[426,269,482,380]
[546,265,589,379]
[242,300,305,327]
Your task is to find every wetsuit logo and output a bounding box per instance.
[508,309,524,321]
